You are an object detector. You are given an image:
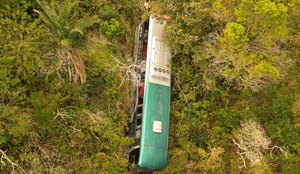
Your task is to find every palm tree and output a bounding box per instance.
[34,0,99,83]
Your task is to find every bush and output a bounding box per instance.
[100,19,123,39]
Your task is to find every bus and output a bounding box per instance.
[128,15,171,172]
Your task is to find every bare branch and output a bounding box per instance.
[233,120,271,168]
[0,150,27,174]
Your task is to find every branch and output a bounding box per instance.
[174,77,190,106]
[0,150,27,174]
[232,139,247,168]
[269,145,289,158]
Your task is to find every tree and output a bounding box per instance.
[34,0,99,83]
[199,0,290,91]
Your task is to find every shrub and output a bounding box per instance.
[233,120,271,167]
[100,19,123,39]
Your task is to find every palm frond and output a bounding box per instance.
[70,28,84,35]
[60,39,72,47]
[74,15,100,31]
[65,0,80,19]
[61,0,80,28]
[34,0,63,35]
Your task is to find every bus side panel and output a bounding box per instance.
[138,82,170,169]
[137,15,171,170]
[129,23,144,137]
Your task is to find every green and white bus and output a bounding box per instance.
[128,15,171,172]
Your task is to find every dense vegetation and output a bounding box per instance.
[0,0,299,173]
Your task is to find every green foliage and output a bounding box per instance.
[204,0,290,91]
[257,89,300,151]
[0,105,32,147]
[154,1,300,173]
[1,0,300,173]
[0,0,138,173]
[279,155,300,174]
[157,146,225,174]
[246,158,274,174]
[234,0,288,41]
[100,19,123,38]
[30,91,63,127]
[220,22,249,48]
[0,1,46,105]
[34,0,100,83]
[34,0,99,48]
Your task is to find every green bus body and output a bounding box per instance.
[129,15,171,171]
[139,83,170,169]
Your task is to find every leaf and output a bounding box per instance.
[60,39,71,47]
[70,28,84,35]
